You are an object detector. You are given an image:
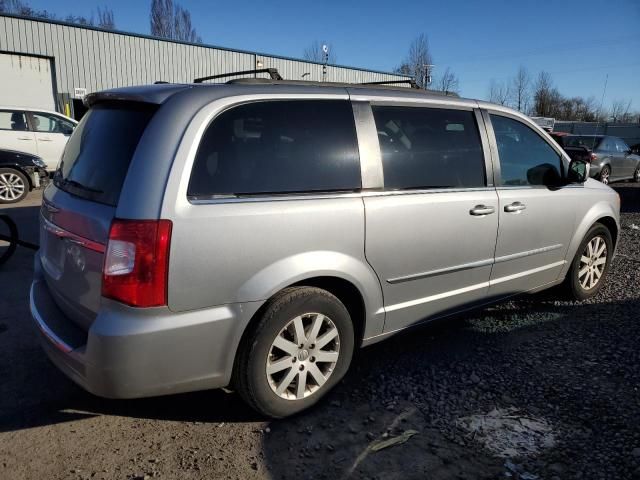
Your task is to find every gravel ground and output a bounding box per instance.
[0,184,639,480]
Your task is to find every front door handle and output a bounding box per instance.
[17,137,32,140]
[470,205,495,216]
[504,202,526,213]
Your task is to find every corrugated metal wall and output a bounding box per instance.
[0,14,408,101]
[554,121,640,147]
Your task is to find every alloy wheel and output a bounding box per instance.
[266,312,340,400]
[600,168,610,185]
[634,166,640,182]
[0,172,26,202]
[578,235,607,290]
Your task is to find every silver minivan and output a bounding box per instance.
[31,77,620,417]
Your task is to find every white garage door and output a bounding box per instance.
[0,53,56,111]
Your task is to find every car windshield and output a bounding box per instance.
[563,136,601,150]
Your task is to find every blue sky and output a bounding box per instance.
[26,0,640,110]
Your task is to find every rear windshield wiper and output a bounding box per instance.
[58,178,104,194]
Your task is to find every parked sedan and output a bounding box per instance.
[0,149,48,203]
[0,107,77,173]
[561,135,640,184]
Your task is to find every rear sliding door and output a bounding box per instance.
[363,104,499,333]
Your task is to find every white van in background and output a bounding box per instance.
[0,107,77,172]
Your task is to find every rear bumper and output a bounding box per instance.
[30,253,261,398]
[589,162,603,177]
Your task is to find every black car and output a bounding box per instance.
[0,149,48,203]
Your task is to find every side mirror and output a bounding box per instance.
[61,125,74,136]
[567,159,589,184]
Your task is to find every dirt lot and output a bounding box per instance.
[1,185,639,480]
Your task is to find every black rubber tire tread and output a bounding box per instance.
[0,168,29,204]
[233,286,354,418]
[565,223,613,301]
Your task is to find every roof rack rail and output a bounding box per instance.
[359,79,420,89]
[194,68,283,83]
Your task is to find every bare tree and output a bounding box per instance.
[610,99,632,122]
[434,67,459,95]
[0,0,61,20]
[510,66,531,112]
[302,40,336,64]
[532,71,556,116]
[151,0,174,38]
[488,79,510,105]
[97,6,115,29]
[173,5,201,43]
[1,0,116,28]
[151,0,201,42]
[396,33,433,89]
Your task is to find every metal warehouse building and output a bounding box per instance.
[0,13,409,118]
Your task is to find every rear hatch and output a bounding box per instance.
[39,102,157,331]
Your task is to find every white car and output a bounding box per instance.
[0,107,78,172]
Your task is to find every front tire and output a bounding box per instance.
[0,168,29,204]
[598,165,611,185]
[633,164,640,183]
[233,287,354,418]
[566,223,613,301]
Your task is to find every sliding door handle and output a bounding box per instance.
[504,202,526,213]
[469,205,495,216]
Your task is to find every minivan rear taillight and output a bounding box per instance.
[102,219,172,307]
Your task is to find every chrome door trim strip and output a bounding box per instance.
[188,186,498,205]
[41,215,106,254]
[380,280,489,313]
[387,258,493,284]
[381,260,566,313]
[494,244,563,264]
[489,260,566,285]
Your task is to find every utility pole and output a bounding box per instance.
[322,44,329,82]
[422,64,434,90]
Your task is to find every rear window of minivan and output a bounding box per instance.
[54,102,157,206]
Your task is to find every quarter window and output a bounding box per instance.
[614,138,629,153]
[371,106,486,190]
[30,113,75,134]
[490,114,562,186]
[188,100,361,197]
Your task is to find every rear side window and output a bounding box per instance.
[188,100,361,198]
[54,103,156,206]
[490,114,562,186]
[0,110,28,131]
[372,106,485,190]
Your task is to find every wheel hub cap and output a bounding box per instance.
[578,236,607,290]
[266,312,340,400]
[0,173,25,201]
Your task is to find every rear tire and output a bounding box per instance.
[565,223,613,301]
[0,168,29,204]
[233,287,354,418]
[633,164,640,183]
[598,165,611,185]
